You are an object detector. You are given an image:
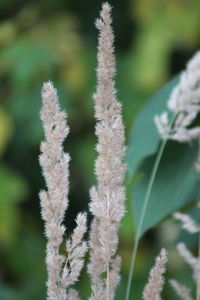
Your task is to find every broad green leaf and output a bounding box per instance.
[133,141,199,236]
[127,75,180,179]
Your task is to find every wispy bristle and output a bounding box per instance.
[88,2,126,299]
[143,249,168,300]
[170,279,194,300]
[39,82,87,299]
[174,212,200,234]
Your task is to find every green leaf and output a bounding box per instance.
[127,75,180,179]
[133,141,199,236]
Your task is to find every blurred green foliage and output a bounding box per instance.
[0,0,200,299]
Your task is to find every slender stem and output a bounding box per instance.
[125,115,177,300]
[106,266,109,300]
[125,138,167,300]
[106,185,110,300]
[197,233,200,300]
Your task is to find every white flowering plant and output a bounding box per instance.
[39,2,200,300]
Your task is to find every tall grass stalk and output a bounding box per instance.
[197,233,200,300]
[125,115,176,300]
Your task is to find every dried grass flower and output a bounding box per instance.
[155,51,200,143]
[143,248,168,300]
[88,2,126,299]
[39,81,87,300]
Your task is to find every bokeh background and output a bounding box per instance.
[1,0,200,299]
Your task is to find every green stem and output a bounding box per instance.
[106,266,109,300]
[125,138,167,300]
[125,115,176,300]
[196,233,200,300]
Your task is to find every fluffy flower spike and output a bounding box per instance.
[155,51,200,143]
[143,248,168,300]
[88,3,126,300]
[39,81,87,300]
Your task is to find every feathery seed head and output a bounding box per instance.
[155,51,200,144]
[88,3,126,298]
[173,212,200,234]
[143,248,168,300]
[39,82,86,300]
[170,279,194,300]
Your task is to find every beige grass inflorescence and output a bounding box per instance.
[143,248,168,300]
[174,212,200,234]
[87,3,126,300]
[155,51,200,143]
[169,279,194,300]
[39,3,180,300]
[39,82,87,300]
[172,208,200,300]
